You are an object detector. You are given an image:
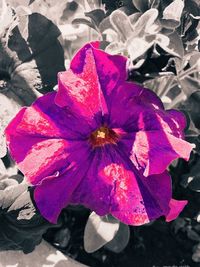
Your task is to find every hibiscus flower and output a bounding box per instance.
[5,42,194,225]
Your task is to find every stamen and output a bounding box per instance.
[89,126,119,148]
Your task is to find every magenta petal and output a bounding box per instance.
[131,130,193,177]
[34,150,92,223]
[71,147,173,226]
[55,42,127,123]
[5,94,92,185]
[5,92,94,141]
[110,169,172,225]
[108,82,165,131]
[165,199,188,222]
[70,43,128,95]
[6,132,71,185]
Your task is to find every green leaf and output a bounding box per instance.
[131,9,159,37]
[99,16,113,33]
[0,160,6,175]
[162,0,184,22]
[84,212,120,253]
[0,0,18,37]
[0,11,65,110]
[0,94,20,158]
[185,0,200,19]
[72,18,96,31]
[0,182,28,209]
[129,12,141,25]
[187,228,200,241]
[85,9,105,27]
[132,0,149,12]
[180,76,200,97]
[127,36,154,62]
[160,19,181,29]
[105,42,125,54]
[105,223,130,253]
[157,31,184,58]
[0,178,18,190]
[110,10,133,41]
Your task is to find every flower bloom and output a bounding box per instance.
[5,42,193,225]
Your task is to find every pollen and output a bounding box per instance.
[97,131,106,138]
[89,126,119,148]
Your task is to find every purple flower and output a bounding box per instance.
[5,42,193,225]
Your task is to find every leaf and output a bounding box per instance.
[172,217,186,234]
[0,160,6,175]
[99,16,113,33]
[8,190,33,212]
[127,9,160,39]
[105,223,130,253]
[187,228,200,241]
[185,0,200,19]
[85,9,105,27]
[188,176,200,192]
[0,178,18,190]
[72,18,96,31]
[181,157,200,191]
[133,9,159,36]
[127,36,154,62]
[181,91,200,132]
[0,182,28,209]
[105,42,125,54]
[15,5,32,16]
[180,76,200,97]
[157,31,184,58]
[132,0,149,12]
[0,136,7,159]
[129,12,141,25]
[193,243,200,262]
[86,0,101,10]
[160,19,181,29]
[0,0,18,37]
[162,0,184,22]
[110,10,134,41]
[150,0,160,9]
[84,212,120,253]
[0,94,20,158]
[0,11,65,111]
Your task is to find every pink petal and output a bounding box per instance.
[7,132,80,185]
[71,147,173,226]
[55,42,127,122]
[5,92,94,142]
[5,93,92,185]
[131,130,193,177]
[108,82,186,139]
[70,43,127,96]
[34,146,92,223]
[165,199,188,222]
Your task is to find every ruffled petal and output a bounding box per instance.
[55,42,127,124]
[70,147,175,226]
[5,92,94,141]
[70,42,127,96]
[111,170,172,225]
[165,199,188,222]
[108,82,186,138]
[129,130,193,177]
[7,132,89,185]
[34,147,92,223]
[5,96,91,185]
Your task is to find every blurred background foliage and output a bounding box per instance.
[0,0,200,266]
